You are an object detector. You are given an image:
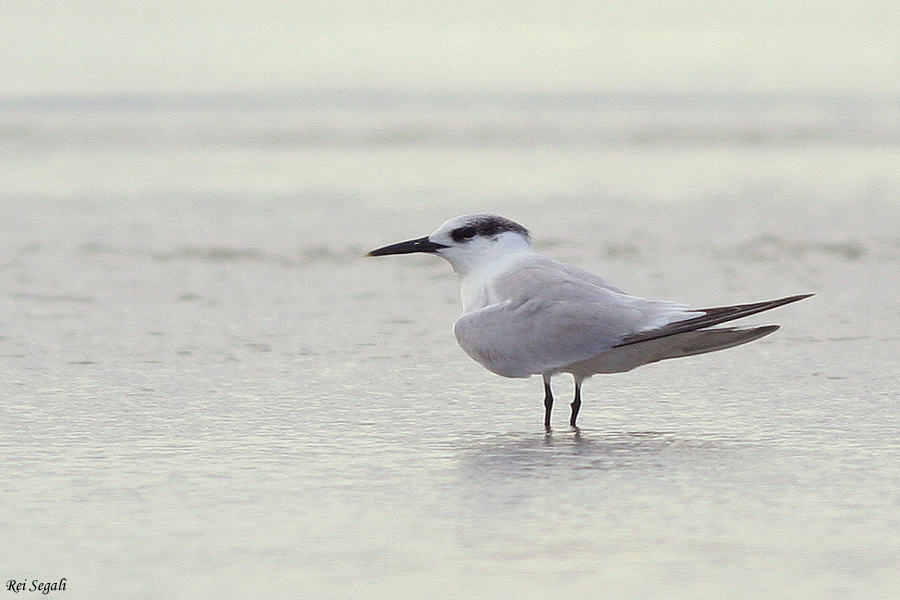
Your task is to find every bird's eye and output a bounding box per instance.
[451,226,478,242]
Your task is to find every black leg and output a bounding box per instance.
[569,379,582,428]
[542,375,553,430]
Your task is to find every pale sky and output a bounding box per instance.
[1,0,898,95]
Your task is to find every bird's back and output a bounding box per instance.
[454,254,697,378]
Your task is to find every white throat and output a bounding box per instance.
[448,235,534,313]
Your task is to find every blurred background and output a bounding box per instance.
[2,2,899,599]
[2,0,898,207]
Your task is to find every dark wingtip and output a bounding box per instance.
[617,293,813,347]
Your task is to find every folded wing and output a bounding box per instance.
[616,294,813,347]
[454,257,811,379]
[453,258,697,377]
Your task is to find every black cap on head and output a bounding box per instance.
[448,214,529,243]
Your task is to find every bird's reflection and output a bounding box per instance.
[462,429,718,476]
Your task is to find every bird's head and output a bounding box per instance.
[367,213,533,275]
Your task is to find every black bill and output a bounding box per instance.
[367,236,448,256]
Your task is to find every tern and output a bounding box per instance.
[368,213,811,430]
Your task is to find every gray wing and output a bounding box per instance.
[537,257,628,294]
[616,294,813,346]
[453,258,694,377]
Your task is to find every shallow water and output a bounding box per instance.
[2,89,900,599]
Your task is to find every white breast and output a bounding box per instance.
[458,253,532,313]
